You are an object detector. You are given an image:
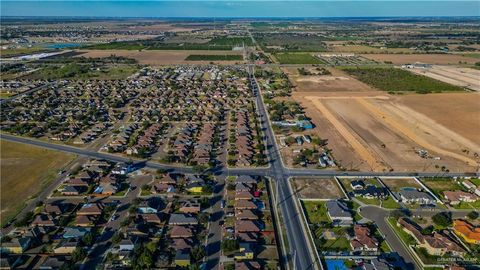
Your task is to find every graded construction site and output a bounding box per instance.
[286,66,480,173]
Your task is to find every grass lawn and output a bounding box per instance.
[0,140,74,225]
[185,54,243,61]
[356,196,400,209]
[387,217,416,246]
[342,67,464,93]
[273,53,324,64]
[313,226,352,251]
[0,92,14,98]
[468,178,480,186]
[453,200,480,210]
[421,177,464,198]
[301,200,330,224]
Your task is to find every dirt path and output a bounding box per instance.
[356,98,478,166]
[305,96,387,171]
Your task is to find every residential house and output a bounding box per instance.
[353,185,388,199]
[174,250,190,267]
[62,227,90,239]
[235,200,257,210]
[179,201,201,214]
[235,220,261,234]
[0,237,31,254]
[169,214,198,226]
[397,218,465,256]
[53,239,78,254]
[443,191,478,205]
[170,226,194,238]
[350,225,378,252]
[398,189,436,205]
[235,261,261,270]
[326,200,353,227]
[235,243,255,260]
[453,220,480,244]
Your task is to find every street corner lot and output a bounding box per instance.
[74,49,244,65]
[291,177,346,200]
[379,177,423,192]
[360,53,480,65]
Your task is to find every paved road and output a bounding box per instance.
[205,176,225,270]
[248,65,319,270]
[359,206,419,270]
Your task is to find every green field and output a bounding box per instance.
[26,63,139,80]
[274,53,324,64]
[301,200,330,224]
[343,67,464,94]
[421,177,465,198]
[185,54,243,61]
[1,140,74,225]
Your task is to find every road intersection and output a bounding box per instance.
[1,65,479,270]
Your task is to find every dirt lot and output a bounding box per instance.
[380,177,422,191]
[408,66,480,91]
[395,93,480,144]
[300,95,478,172]
[0,140,74,224]
[361,54,479,65]
[75,49,244,65]
[291,178,345,199]
[284,66,376,92]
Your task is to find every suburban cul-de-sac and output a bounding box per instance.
[1,5,480,270]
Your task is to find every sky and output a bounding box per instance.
[1,1,480,17]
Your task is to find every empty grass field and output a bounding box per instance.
[342,67,464,93]
[185,54,243,61]
[301,200,330,223]
[0,140,74,225]
[274,53,324,64]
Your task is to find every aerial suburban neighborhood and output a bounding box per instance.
[1,3,480,270]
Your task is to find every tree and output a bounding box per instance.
[467,211,479,220]
[432,212,452,228]
[190,245,205,262]
[221,239,239,253]
[71,247,87,262]
[81,232,94,246]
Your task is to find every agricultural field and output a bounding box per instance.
[0,47,52,57]
[185,54,243,61]
[361,53,479,65]
[273,53,324,64]
[75,49,243,65]
[0,140,75,224]
[407,65,480,91]
[325,43,415,54]
[291,178,345,199]
[342,67,464,93]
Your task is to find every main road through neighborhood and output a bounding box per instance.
[1,64,479,270]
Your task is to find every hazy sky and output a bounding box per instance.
[1,1,479,17]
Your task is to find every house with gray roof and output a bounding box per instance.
[168,214,198,225]
[398,189,435,205]
[326,200,353,227]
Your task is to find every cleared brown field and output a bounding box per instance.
[302,96,478,172]
[284,67,376,92]
[75,49,244,65]
[395,93,480,144]
[408,66,480,91]
[0,140,74,224]
[361,54,479,65]
[292,178,345,199]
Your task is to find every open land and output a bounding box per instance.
[408,65,480,91]
[75,49,244,65]
[361,53,479,65]
[291,178,345,199]
[0,140,75,224]
[379,177,423,191]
